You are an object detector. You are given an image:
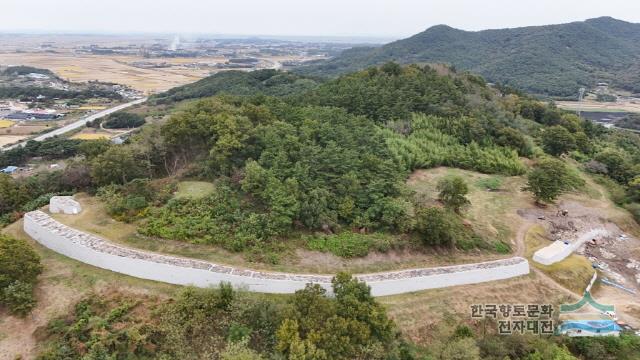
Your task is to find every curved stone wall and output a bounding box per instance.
[24,210,530,296]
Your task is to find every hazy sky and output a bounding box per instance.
[2,0,640,38]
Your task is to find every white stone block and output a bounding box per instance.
[49,196,82,215]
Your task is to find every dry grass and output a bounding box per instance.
[0,125,51,135]
[525,225,595,294]
[408,167,529,247]
[71,133,110,140]
[556,100,640,114]
[379,274,570,344]
[77,105,108,110]
[174,181,215,200]
[0,135,27,147]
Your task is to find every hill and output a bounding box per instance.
[150,69,320,104]
[297,17,640,98]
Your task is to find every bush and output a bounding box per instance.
[494,241,511,254]
[476,177,502,191]
[414,206,478,249]
[2,280,37,316]
[306,232,392,258]
[0,235,42,316]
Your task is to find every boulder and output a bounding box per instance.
[49,196,82,215]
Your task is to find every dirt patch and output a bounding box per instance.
[519,199,640,294]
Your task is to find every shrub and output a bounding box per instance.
[414,206,477,249]
[306,232,392,258]
[494,241,511,254]
[2,280,37,316]
[0,234,42,316]
[476,177,502,191]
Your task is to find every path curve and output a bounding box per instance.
[24,210,530,296]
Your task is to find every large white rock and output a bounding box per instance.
[49,196,82,215]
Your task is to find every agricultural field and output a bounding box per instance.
[557,99,640,114]
[70,132,111,140]
[0,53,212,94]
[0,119,14,128]
[0,134,26,147]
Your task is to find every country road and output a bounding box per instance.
[2,97,147,151]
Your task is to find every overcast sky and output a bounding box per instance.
[1,0,640,38]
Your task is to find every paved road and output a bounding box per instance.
[2,97,147,151]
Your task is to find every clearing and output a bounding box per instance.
[174,180,216,200]
[408,167,530,249]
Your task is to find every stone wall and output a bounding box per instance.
[24,210,530,296]
[533,228,607,266]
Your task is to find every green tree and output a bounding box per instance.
[524,158,583,204]
[90,146,145,185]
[77,138,112,159]
[437,176,470,213]
[541,125,577,156]
[495,127,531,156]
[414,206,471,248]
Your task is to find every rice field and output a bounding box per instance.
[0,119,15,128]
[77,105,108,111]
[71,133,110,140]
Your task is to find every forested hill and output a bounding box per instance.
[150,69,320,104]
[296,17,640,98]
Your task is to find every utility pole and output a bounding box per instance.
[577,87,586,118]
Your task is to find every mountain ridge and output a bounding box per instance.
[296,17,640,97]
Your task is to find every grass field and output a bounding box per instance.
[408,167,529,248]
[525,225,595,294]
[0,119,14,128]
[174,181,215,199]
[71,133,110,140]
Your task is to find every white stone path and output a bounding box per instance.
[24,210,530,296]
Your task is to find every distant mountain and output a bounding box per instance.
[297,17,640,98]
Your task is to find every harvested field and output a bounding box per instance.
[557,100,640,114]
[71,132,110,140]
[0,53,214,94]
[0,135,27,147]
[0,125,50,135]
[0,120,14,128]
